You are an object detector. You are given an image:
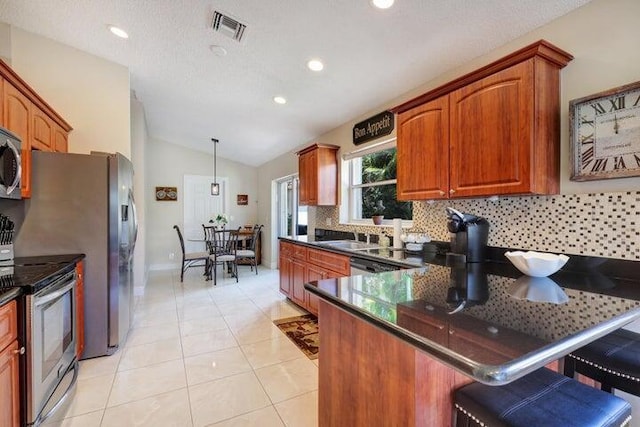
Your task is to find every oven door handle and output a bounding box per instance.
[35,281,76,307]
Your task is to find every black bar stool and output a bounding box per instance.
[454,368,631,427]
[564,328,640,395]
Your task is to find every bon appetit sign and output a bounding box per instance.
[352,111,394,145]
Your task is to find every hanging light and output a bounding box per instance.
[211,138,220,196]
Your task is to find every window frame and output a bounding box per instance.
[340,138,412,226]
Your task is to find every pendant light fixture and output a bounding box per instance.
[211,138,220,196]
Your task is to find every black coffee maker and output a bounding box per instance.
[446,207,490,263]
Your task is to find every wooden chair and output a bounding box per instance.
[207,227,240,284]
[173,225,208,282]
[237,224,263,274]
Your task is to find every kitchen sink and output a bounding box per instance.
[317,240,382,250]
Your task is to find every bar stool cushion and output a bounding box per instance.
[569,329,640,391]
[455,368,631,427]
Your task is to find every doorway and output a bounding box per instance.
[275,175,307,238]
[183,175,229,253]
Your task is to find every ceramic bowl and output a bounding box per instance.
[504,251,569,277]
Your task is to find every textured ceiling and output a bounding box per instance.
[0,0,592,166]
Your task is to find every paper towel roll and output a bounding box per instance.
[393,218,403,249]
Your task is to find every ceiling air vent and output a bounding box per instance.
[211,11,246,42]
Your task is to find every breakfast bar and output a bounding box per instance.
[305,261,640,425]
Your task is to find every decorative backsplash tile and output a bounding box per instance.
[313,191,640,261]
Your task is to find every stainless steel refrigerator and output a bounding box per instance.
[15,151,138,359]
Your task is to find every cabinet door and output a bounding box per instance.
[278,242,293,296]
[449,60,534,197]
[291,258,307,306]
[53,122,68,152]
[279,255,292,296]
[32,106,53,151]
[397,95,450,200]
[76,261,85,358]
[3,82,32,198]
[298,150,316,205]
[0,340,20,427]
[306,265,326,315]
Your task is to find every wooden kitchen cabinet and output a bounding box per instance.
[0,300,20,427]
[395,40,572,200]
[31,105,54,151]
[278,240,351,315]
[53,122,69,152]
[0,59,72,198]
[76,261,85,358]
[279,241,293,295]
[397,95,450,200]
[296,143,339,206]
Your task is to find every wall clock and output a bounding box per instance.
[569,81,640,181]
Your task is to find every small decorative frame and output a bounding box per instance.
[237,194,248,205]
[156,186,177,201]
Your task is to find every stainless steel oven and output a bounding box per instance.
[25,269,78,426]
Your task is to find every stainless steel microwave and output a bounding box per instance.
[0,127,22,199]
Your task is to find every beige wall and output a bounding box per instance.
[8,26,131,157]
[146,138,259,269]
[258,0,640,267]
[0,23,11,64]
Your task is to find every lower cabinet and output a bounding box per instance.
[278,240,350,316]
[0,300,20,427]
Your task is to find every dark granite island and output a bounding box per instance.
[305,262,640,426]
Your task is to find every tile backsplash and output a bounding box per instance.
[313,191,640,261]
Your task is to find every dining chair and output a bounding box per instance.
[237,224,263,274]
[173,225,209,282]
[207,227,240,284]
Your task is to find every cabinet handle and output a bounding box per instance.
[14,346,25,355]
[439,190,445,196]
[449,189,456,194]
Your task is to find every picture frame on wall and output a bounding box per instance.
[237,194,248,205]
[156,186,177,201]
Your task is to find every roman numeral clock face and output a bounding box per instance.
[570,81,640,181]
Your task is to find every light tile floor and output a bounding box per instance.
[44,266,319,427]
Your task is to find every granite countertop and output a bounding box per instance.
[295,237,640,385]
[0,253,86,305]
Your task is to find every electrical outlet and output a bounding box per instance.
[326,217,332,226]
[168,252,175,260]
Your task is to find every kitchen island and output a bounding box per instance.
[305,260,640,426]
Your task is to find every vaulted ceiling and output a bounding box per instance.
[0,0,592,165]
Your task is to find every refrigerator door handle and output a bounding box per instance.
[128,189,138,262]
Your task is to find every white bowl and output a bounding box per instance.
[504,251,569,277]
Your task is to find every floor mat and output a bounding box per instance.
[273,314,319,360]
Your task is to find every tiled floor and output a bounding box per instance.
[44,266,318,427]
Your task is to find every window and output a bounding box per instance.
[343,139,412,223]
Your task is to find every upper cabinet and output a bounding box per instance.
[394,40,573,200]
[0,60,73,198]
[296,143,340,206]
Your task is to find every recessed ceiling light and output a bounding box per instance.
[273,96,287,105]
[371,0,394,9]
[209,45,228,57]
[307,59,324,72]
[108,25,129,39]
